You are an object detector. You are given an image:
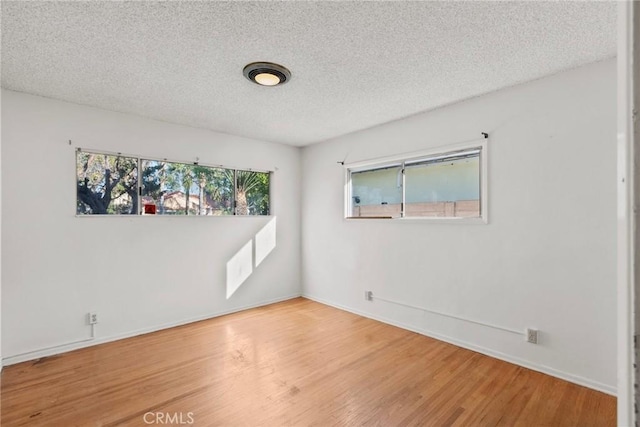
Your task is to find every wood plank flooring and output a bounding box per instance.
[1,298,616,426]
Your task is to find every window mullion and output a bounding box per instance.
[137,157,142,215]
[233,169,238,215]
[401,162,406,218]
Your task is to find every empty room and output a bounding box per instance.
[0,1,632,426]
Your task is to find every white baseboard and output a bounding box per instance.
[302,293,616,397]
[3,293,301,366]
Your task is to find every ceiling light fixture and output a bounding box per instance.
[243,62,291,86]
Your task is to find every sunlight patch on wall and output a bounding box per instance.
[226,218,278,299]
[226,240,253,299]
[255,218,276,268]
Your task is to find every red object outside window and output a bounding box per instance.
[144,204,157,215]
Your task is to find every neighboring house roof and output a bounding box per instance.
[152,191,217,211]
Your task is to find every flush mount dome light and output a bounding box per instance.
[243,62,291,86]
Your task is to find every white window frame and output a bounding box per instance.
[344,138,488,223]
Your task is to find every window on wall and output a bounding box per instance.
[76,150,270,216]
[140,160,234,215]
[350,164,403,218]
[347,142,486,221]
[235,170,270,216]
[76,152,139,215]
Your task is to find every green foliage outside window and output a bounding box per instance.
[76,150,270,216]
[76,152,138,214]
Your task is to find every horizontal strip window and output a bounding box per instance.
[345,140,487,222]
[76,150,270,216]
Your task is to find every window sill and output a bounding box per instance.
[75,214,274,218]
[345,216,487,224]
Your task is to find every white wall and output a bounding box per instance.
[0,87,3,371]
[301,59,617,393]
[1,90,301,364]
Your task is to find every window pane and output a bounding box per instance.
[140,160,167,214]
[350,166,402,218]
[76,152,138,215]
[405,153,480,218]
[141,160,234,215]
[235,171,270,216]
[195,166,234,216]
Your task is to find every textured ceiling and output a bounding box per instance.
[2,1,616,146]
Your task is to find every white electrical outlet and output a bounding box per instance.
[365,291,373,301]
[526,328,538,344]
[89,312,98,325]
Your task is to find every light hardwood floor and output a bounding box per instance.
[1,298,615,426]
